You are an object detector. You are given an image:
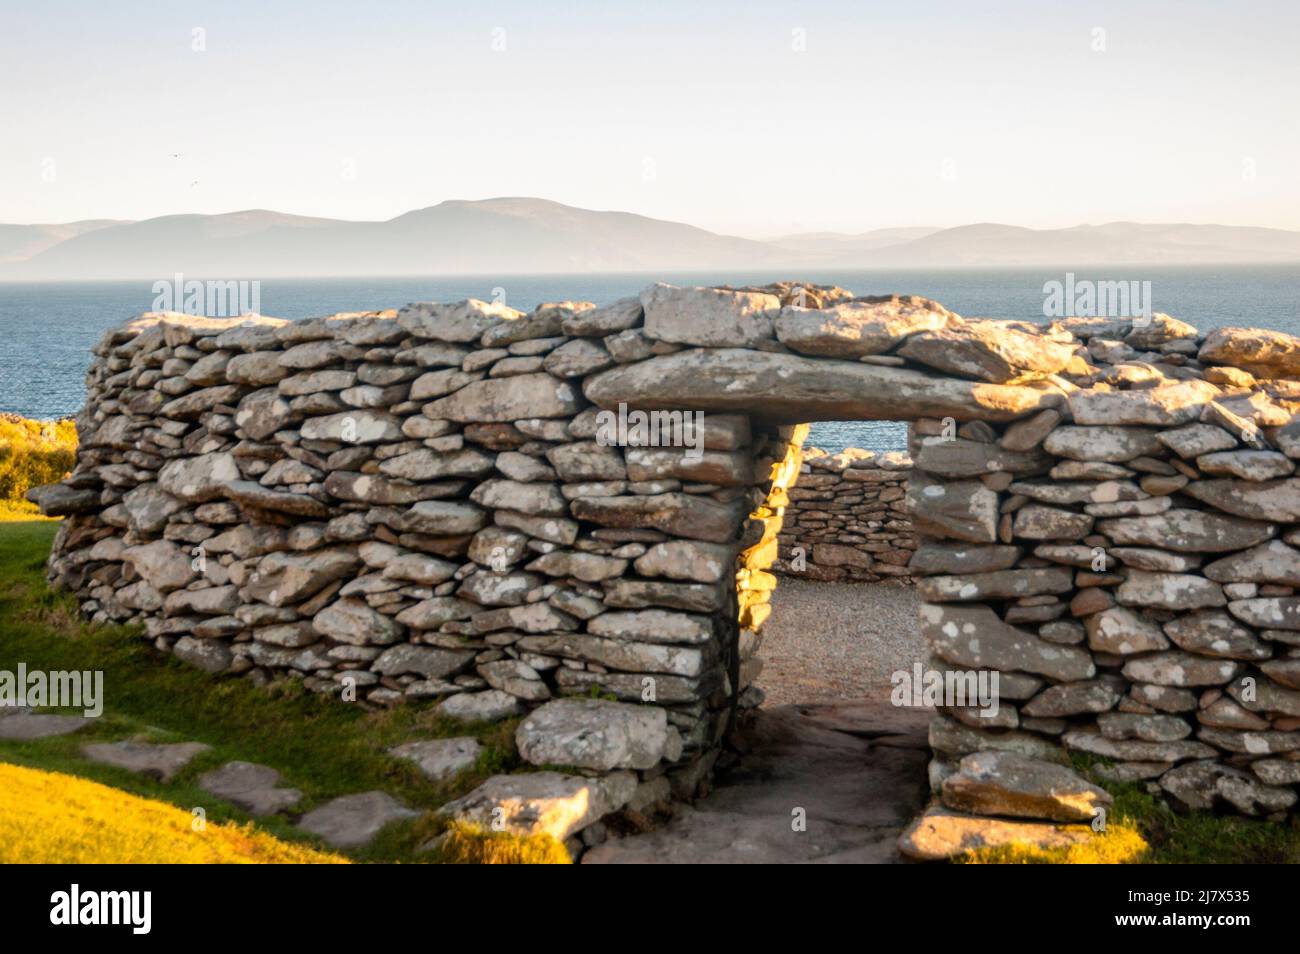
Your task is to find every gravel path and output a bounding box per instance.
[755,580,925,708]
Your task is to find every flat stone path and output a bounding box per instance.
[0,707,90,740]
[298,791,419,848]
[584,700,932,864]
[756,580,922,707]
[81,741,210,782]
[199,761,303,816]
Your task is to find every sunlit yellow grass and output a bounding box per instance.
[0,414,77,506]
[427,821,571,864]
[0,502,57,522]
[955,821,1149,864]
[0,762,348,864]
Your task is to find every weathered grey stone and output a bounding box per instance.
[1098,712,1191,742]
[479,659,550,701]
[1251,759,1300,786]
[1062,729,1217,763]
[1156,422,1238,459]
[1085,606,1169,654]
[399,500,487,535]
[299,410,403,443]
[543,338,613,377]
[470,478,568,516]
[588,609,712,644]
[1183,477,1300,522]
[1205,539,1300,585]
[914,438,1049,479]
[896,321,1075,382]
[224,480,330,518]
[908,542,1022,574]
[1199,326,1300,377]
[1227,597,1300,630]
[1163,609,1270,659]
[312,599,404,645]
[570,494,740,544]
[158,452,239,502]
[1097,509,1275,552]
[517,699,671,771]
[1042,426,1163,462]
[920,603,1095,681]
[624,447,752,486]
[898,805,1091,861]
[633,540,735,583]
[641,283,778,348]
[1120,652,1243,687]
[517,633,705,677]
[1070,379,1219,427]
[774,295,953,357]
[81,741,210,782]
[917,567,1073,602]
[436,689,526,723]
[379,447,494,481]
[437,770,636,841]
[397,299,522,342]
[173,635,234,673]
[123,540,198,592]
[1163,760,1297,815]
[602,578,726,613]
[423,373,579,422]
[390,738,483,783]
[561,296,643,336]
[373,645,474,679]
[585,348,1058,425]
[198,761,302,815]
[546,442,626,481]
[1116,570,1225,610]
[1011,504,1094,540]
[906,475,999,543]
[1022,679,1123,717]
[244,548,360,606]
[1198,450,1295,481]
[298,791,419,847]
[941,751,1111,822]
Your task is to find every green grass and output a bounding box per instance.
[7,520,1299,865]
[0,520,546,863]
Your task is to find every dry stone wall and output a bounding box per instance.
[33,281,1300,839]
[774,448,916,583]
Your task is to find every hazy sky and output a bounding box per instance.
[3,1,1298,236]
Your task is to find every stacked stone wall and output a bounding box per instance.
[33,281,1300,836]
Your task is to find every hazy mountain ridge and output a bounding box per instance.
[3,198,1300,279]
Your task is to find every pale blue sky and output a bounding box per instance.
[3,0,1298,235]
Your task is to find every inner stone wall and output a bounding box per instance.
[33,281,1300,832]
[774,448,916,583]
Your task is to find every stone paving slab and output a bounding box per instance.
[81,741,211,782]
[298,791,419,848]
[584,700,930,864]
[198,760,303,816]
[389,738,482,783]
[0,710,91,741]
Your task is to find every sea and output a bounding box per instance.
[2,265,1298,453]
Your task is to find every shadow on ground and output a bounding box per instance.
[586,699,932,863]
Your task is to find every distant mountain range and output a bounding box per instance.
[3,198,1300,279]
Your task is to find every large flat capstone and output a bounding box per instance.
[583,348,1058,424]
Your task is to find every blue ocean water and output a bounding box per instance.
[2,265,1298,452]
